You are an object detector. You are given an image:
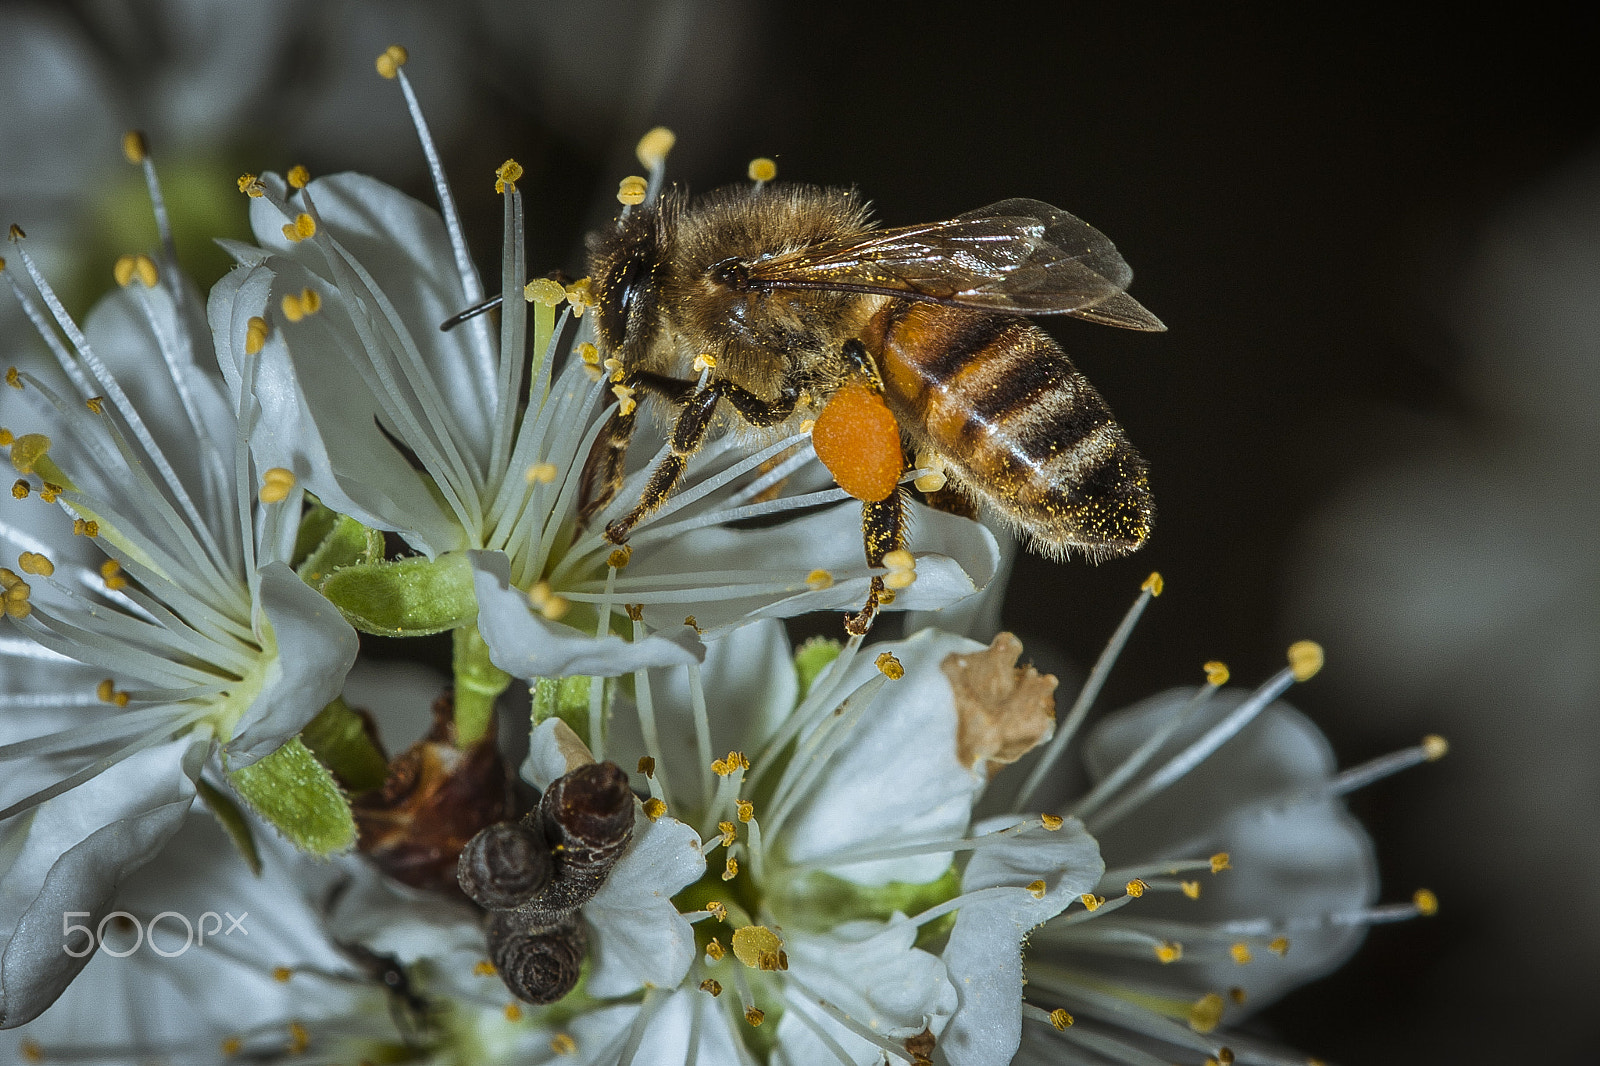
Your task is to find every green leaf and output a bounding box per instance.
[294,502,384,582]
[794,636,843,701]
[227,738,357,857]
[299,697,389,793]
[195,777,262,875]
[318,551,477,637]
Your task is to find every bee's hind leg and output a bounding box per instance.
[844,487,907,636]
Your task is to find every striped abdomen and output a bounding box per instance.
[867,302,1153,560]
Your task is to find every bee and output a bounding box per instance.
[580,182,1163,634]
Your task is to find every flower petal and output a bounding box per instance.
[583,809,705,997]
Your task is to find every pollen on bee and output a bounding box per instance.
[375,44,408,79]
[617,175,649,206]
[636,127,676,169]
[810,384,903,502]
[747,157,778,183]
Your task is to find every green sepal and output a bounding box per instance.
[794,636,843,700]
[293,502,384,582]
[775,866,962,945]
[226,737,357,857]
[530,675,615,748]
[195,777,262,875]
[299,696,388,793]
[317,551,477,637]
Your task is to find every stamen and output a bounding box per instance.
[258,467,296,504]
[374,44,409,78]
[748,157,778,184]
[287,165,311,189]
[495,159,524,195]
[875,651,905,679]
[1331,735,1449,795]
[617,176,648,206]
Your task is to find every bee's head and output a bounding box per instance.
[588,203,664,360]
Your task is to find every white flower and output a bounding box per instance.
[207,59,999,683]
[0,168,357,1027]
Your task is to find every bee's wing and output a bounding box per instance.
[745,199,1164,330]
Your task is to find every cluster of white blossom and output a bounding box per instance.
[1,48,1435,1065]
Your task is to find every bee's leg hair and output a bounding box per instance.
[578,371,697,524]
[845,487,907,636]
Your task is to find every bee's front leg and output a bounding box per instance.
[844,487,907,636]
[579,371,696,526]
[603,383,721,543]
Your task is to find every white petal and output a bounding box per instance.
[0,734,204,1028]
[563,989,745,1066]
[940,815,1103,1066]
[225,562,359,763]
[583,810,705,997]
[777,629,987,886]
[473,550,704,679]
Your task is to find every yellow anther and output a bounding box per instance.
[612,383,637,416]
[525,462,559,485]
[692,352,717,373]
[1269,936,1290,956]
[1413,888,1439,916]
[282,213,316,241]
[699,978,723,996]
[748,157,777,183]
[495,159,524,194]
[608,544,633,569]
[884,568,917,590]
[1026,879,1047,899]
[11,479,28,500]
[122,130,149,164]
[1125,878,1147,897]
[642,797,667,821]
[1204,660,1230,685]
[1154,941,1182,964]
[96,678,117,703]
[527,580,571,621]
[473,960,497,976]
[722,855,739,880]
[878,588,896,604]
[1181,880,1202,899]
[245,316,271,356]
[5,367,20,390]
[302,288,321,315]
[744,1007,765,1027]
[805,569,834,590]
[707,901,728,922]
[882,548,915,571]
[731,925,784,971]
[1230,942,1253,965]
[684,614,700,631]
[286,165,310,190]
[1141,571,1164,596]
[273,966,293,983]
[281,292,304,322]
[288,1020,310,1054]
[0,428,11,445]
[550,1033,577,1055]
[637,755,656,777]
[1422,734,1449,761]
[1188,993,1225,1034]
[19,1039,43,1063]
[238,174,264,198]
[114,254,137,287]
[504,1003,523,1022]
[1079,893,1105,912]
[565,277,595,308]
[578,342,599,365]
[9,224,26,240]
[375,44,409,79]
[85,396,105,414]
[705,937,725,961]
[1047,1007,1074,1030]
[711,751,749,776]
[603,356,626,380]
[1,569,32,619]
[1229,986,1248,1005]
[1287,640,1323,681]
[1041,813,1064,831]
[523,277,566,307]
[876,651,905,679]
[1217,1050,1235,1066]
[635,127,676,169]
[736,798,754,823]
[18,551,52,577]
[221,1035,242,1057]
[259,467,296,505]
[1210,852,1231,873]
[617,175,648,206]
[624,601,644,622]
[718,821,736,847]
[74,518,100,537]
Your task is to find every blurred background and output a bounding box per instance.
[3,1,1596,1061]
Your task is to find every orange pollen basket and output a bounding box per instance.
[811,385,903,502]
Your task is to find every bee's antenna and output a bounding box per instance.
[440,292,503,331]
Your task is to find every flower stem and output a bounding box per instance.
[452,623,510,747]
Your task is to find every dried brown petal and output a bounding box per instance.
[514,761,635,923]
[487,911,587,1005]
[458,820,554,910]
[942,632,1058,777]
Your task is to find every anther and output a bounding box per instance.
[637,756,656,777]
[5,367,20,389]
[527,581,571,621]
[611,383,637,416]
[527,461,559,484]
[1041,813,1064,831]
[1229,987,1248,1006]
[0,429,11,445]
[11,479,28,499]
[718,822,736,847]
[636,127,676,169]
[375,44,409,79]
[1181,880,1201,899]
[1155,941,1182,964]
[96,679,117,703]
[705,938,725,961]
[259,467,296,504]
[1287,640,1324,681]
[735,799,754,823]
[617,176,648,206]
[1079,893,1105,912]
[1188,993,1224,1034]
[806,569,834,590]
[1413,888,1439,916]
[624,603,643,622]
[85,396,105,414]
[700,979,723,996]
[1141,571,1164,596]
[221,1035,242,1057]
[731,925,784,971]
[607,545,633,569]
[73,518,99,537]
[273,966,293,983]
[505,1003,523,1022]
[711,751,749,776]
[550,1033,578,1055]
[642,797,667,821]
[237,174,264,198]
[745,1007,765,1027]
[1027,879,1047,899]
[18,551,52,577]
[1230,942,1252,964]
[722,856,739,880]
[474,960,498,976]
[122,130,149,164]
[1269,937,1290,956]
[524,277,566,307]
[748,157,778,183]
[692,352,717,373]
[1204,660,1229,685]
[9,224,27,241]
[245,317,270,356]
[496,160,524,194]
[1125,878,1147,897]
[1210,852,1231,873]
[578,342,599,365]
[281,213,316,242]
[707,901,728,921]
[875,651,905,679]
[287,165,310,189]
[1422,734,1449,761]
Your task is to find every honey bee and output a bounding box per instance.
[580,182,1163,633]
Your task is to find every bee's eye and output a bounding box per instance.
[598,252,653,352]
